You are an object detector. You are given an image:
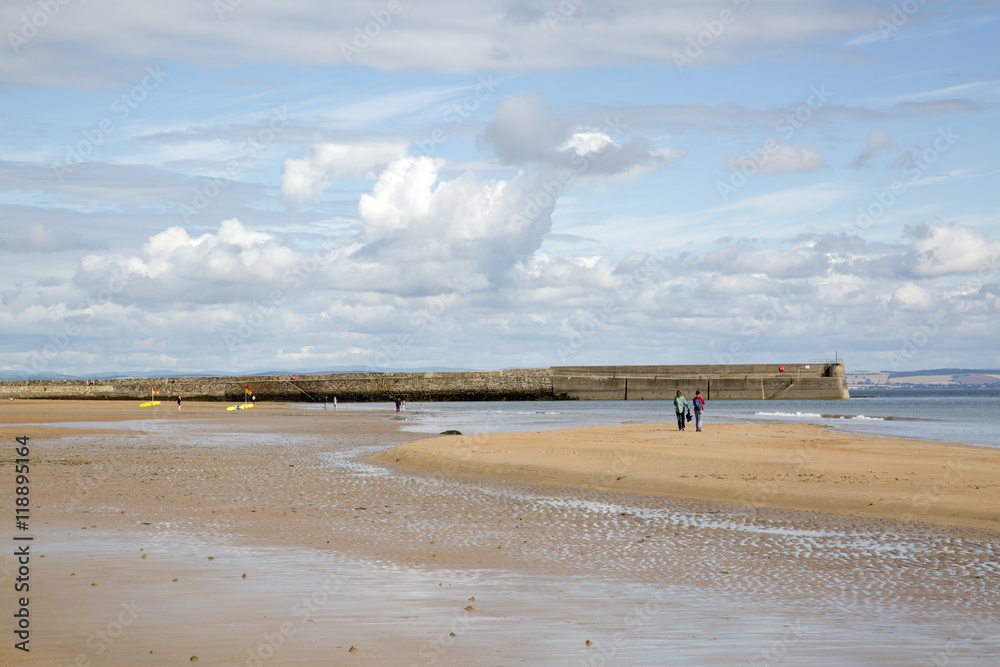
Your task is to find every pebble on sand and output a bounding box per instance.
[349,646,358,653]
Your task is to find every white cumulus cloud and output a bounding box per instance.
[904,223,1000,278]
[281,142,408,207]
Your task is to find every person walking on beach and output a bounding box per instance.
[324,396,328,410]
[693,390,705,431]
[177,396,182,410]
[673,390,687,431]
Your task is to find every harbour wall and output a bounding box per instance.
[0,364,848,401]
[549,364,848,400]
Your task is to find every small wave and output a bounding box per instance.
[820,413,886,421]
[754,411,822,418]
[757,411,886,422]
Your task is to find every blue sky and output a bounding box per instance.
[1,0,998,377]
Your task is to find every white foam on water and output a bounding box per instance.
[754,411,822,418]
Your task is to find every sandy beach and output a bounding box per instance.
[375,421,1000,532]
[1,400,997,665]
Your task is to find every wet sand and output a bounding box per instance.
[0,400,997,665]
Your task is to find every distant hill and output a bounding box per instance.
[889,368,1000,379]
[847,368,1000,389]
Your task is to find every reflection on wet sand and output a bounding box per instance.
[2,401,997,665]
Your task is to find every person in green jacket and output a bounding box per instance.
[673,390,688,431]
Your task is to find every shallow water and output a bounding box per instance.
[329,392,1000,448]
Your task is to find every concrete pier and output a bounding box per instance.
[0,363,848,401]
[549,363,848,400]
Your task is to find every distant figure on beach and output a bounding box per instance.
[693,390,705,432]
[395,399,401,412]
[401,400,406,413]
[333,396,337,411]
[673,390,687,431]
[177,396,182,411]
[324,396,328,410]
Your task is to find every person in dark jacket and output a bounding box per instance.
[673,390,687,431]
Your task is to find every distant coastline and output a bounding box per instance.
[847,368,1000,391]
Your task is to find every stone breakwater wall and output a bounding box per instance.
[549,363,849,400]
[0,369,554,402]
[0,364,848,401]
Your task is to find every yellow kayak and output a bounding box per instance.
[226,403,254,411]
[140,401,161,407]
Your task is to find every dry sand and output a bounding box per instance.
[374,421,1000,532]
[0,400,997,665]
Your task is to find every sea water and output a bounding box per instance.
[387,389,1000,448]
